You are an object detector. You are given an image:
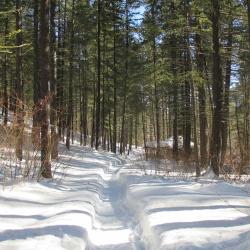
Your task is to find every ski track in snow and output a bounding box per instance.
[1,143,250,250]
[0,144,147,250]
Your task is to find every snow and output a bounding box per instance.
[0,143,250,249]
[145,136,194,149]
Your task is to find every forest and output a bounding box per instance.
[0,0,250,178]
[1,1,250,249]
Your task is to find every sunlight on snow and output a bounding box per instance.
[89,228,131,246]
[148,208,248,227]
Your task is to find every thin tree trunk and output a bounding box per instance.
[142,111,147,155]
[195,31,208,169]
[66,0,75,150]
[39,0,52,178]
[162,96,165,140]
[210,0,223,175]
[112,2,117,153]
[151,2,160,150]
[183,47,191,159]
[3,11,8,126]
[129,116,133,151]
[57,0,65,140]
[169,2,178,159]
[244,0,250,164]
[95,0,101,149]
[14,0,24,161]
[83,58,88,146]
[91,85,96,148]
[235,103,244,174]
[101,31,106,149]
[220,19,233,167]
[32,0,40,147]
[120,0,129,154]
[191,79,200,176]
[50,0,58,159]
[183,0,191,160]
[135,113,138,148]
[80,84,83,145]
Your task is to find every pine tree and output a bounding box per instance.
[39,0,52,178]
[210,0,223,175]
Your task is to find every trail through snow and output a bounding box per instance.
[1,143,250,250]
[0,144,147,250]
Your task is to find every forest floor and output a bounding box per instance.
[0,143,250,249]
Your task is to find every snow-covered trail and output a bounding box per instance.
[0,144,145,250]
[1,143,250,250]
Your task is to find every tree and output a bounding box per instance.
[32,0,40,147]
[50,0,58,159]
[66,0,75,150]
[14,0,24,161]
[95,0,101,149]
[210,0,223,175]
[39,0,52,178]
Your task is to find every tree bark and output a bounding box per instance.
[32,0,40,148]
[95,0,101,149]
[220,19,233,167]
[66,0,75,150]
[50,0,58,159]
[169,2,178,159]
[183,0,191,160]
[195,31,208,169]
[14,0,24,161]
[39,0,52,178]
[3,10,8,126]
[210,0,223,175]
[120,0,129,154]
[112,1,117,153]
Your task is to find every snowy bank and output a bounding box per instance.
[0,143,250,249]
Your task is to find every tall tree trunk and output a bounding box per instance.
[170,2,178,159]
[3,11,8,126]
[91,83,96,148]
[129,116,133,151]
[245,0,250,164]
[220,19,233,167]
[183,0,191,160]
[168,95,171,137]
[80,83,83,146]
[14,0,24,161]
[162,96,165,139]
[195,31,208,169]
[50,0,58,159]
[112,2,117,153]
[153,41,160,150]
[101,33,106,149]
[183,45,191,159]
[151,2,160,150]
[135,113,138,148]
[191,79,200,176]
[247,0,250,44]
[235,102,244,174]
[83,56,88,146]
[66,0,75,150]
[210,0,223,176]
[39,0,52,178]
[32,0,40,147]
[95,0,101,149]
[120,0,129,154]
[108,100,112,151]
[58,0,67,141]
[61,0,67,142]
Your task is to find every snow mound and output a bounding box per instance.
[145,136,194,149]
[1,143,250,250]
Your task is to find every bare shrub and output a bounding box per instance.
[0,106,66,186]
